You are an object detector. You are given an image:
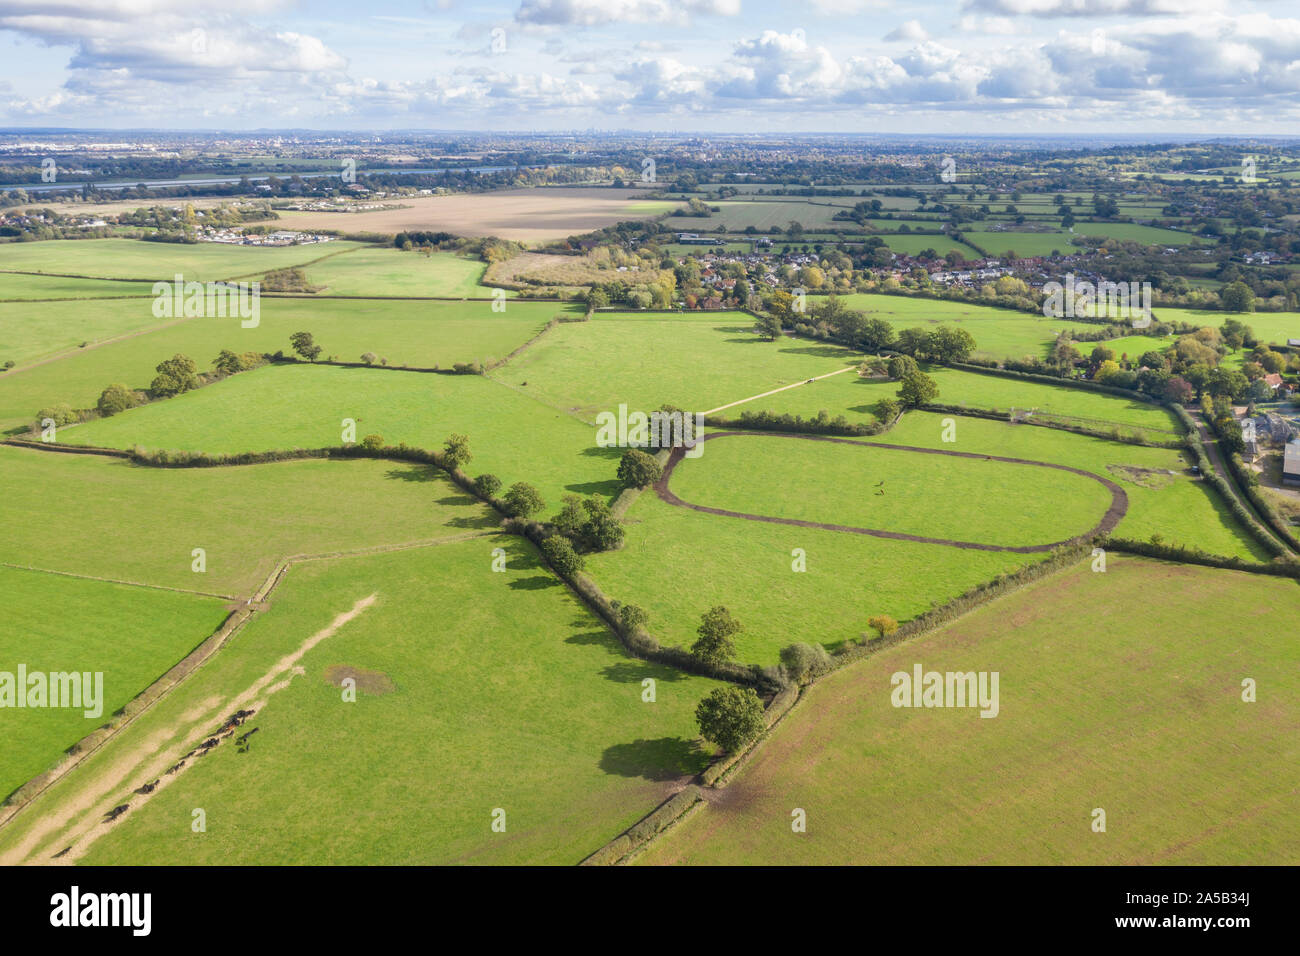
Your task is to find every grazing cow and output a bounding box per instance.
[133,780,158,795]
[105,804,129,821]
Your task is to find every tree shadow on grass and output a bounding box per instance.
[600,737,704,781]
[564,479,622,497]
[601,660,689,684]
[565,628,614,647]
[507,575,560,591]
[384,465,440,483]
[579,445,625,461]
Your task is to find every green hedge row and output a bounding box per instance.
[704,409,883,437]
[946,360,1167,405]
[1105,538,1300,578]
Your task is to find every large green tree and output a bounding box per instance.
[695,686,765,753]
[691,605,742,666]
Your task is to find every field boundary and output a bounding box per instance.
[655,430,1128,554]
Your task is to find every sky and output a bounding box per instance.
[0,0,1298,133]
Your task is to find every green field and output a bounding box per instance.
[670,432,1114,548]
[65,364,617,508]
[0,297,573,432]
[0,295,165,369]
[834,293,1103,361]
[963,231,1078,258]
[661,199,852,233]
[302,247,496,298]
[491,312,862,418]
[881,234,980,257]
[0,272,156,302]
[0,445,497,595]
[0,567,229,801]
[1157,308,1300,347]
[587,493,1033,666]
[0,238,363,281]
[748,364,1180,432]
[638,556,1300,864]
[4,535,722,865]
[858,411,1267,562]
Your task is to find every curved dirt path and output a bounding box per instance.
[654,430,1128,554]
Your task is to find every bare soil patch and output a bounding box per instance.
[324,664,396,696]
[275,187,669,242]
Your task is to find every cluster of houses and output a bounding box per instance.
[198,227,334,246]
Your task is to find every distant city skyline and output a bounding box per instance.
[0,0,1297,133]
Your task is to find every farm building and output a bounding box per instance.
[1284,440,1300,487]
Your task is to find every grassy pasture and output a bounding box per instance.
[66,364,619,508]
[0,566,229,801]
[857,411,1268,562]
[587,493,1032,666]
[638,556,1300,865]
[833,293,1102,361]
[881,234,981,257]
[963,231,1076,258]
[1071,222,1199,245]
[492,312,862,418]
[1157,308,1300,347]
[670,433,1113,549]
[0,238,362,281]
[0,297,572,432]
[23,536,721,865]
[0,296,167,369]
[301,247,496,298]
[0,446,497,595]
[750,364,1180,432]
[0,272,156,302]
[662,199,851,233]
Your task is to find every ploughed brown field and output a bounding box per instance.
[274,187,674,241]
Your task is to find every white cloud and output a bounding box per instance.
[515,0,740,28]
[884,19,929,42]
[960,0,1224,17]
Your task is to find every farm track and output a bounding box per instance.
[0,593,380,866]
[0,507,498,849]
[654,430,1128,553]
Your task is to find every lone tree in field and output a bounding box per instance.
[617,448,662,489]
[442,433,472,471]
[540,534,584,576]
[753,311,782,341]
[150,354,199,398]
[503,482,545,518]
[867,614,899,640]
[691,605,742,666]
[897,370,939,408]
[289,331,322,362]
[695,686,765,753]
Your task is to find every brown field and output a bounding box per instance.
[272,187,674,242]
[637,555,1300,866]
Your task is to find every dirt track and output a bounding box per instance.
[654,430,1128,554]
